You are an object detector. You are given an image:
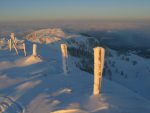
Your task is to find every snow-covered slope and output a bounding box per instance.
[104,48,150,100]
[62,31,150,101]
[0,28,150,113]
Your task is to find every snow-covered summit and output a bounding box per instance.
[26,28,71,44]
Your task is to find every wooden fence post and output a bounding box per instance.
[33,44,37,56]
[22,43,27,56]
[10,33,15,41]
[93,47,105,95]
[9,39,12,51]
[0,43,1,50]
[10,33,19,55]
[13,43,19,55]
[61,44,68,74]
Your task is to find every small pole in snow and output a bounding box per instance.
[10,33,19,55]
[61,44,68,75]
[22,43,27,56]
[32,44,37,56]
[9,39,12,51]
[7,40,9,50]
[0,39,2,50]
[10,33,15,41]
[93,47,105,95]
[13,42,19,55]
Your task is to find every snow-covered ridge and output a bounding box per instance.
[26,28,70,44]
[65,35,150,100]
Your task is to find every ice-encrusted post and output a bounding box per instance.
[0,43,1,50]
[61,44,68,74]
[10,33,19,55]
[23,43,27,56]
[11,33,17,45]
[93,47,105,95]
[9,39,12,51]
[13,43,19,55]
[32,44,37,56]
[10,33,15,41]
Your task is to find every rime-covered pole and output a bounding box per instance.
[13,43,19,55]
[23,43,27,56]
[0,43,1,50]
[10,33,15,41]
[32,44,37,56]
[61,44,68,74]
[93,47,105,95]
[11,33,17,45]
[9,39,12,51]
[10,33,19,55]
[8,40,10,50]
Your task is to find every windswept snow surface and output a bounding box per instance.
[0,29,150,113]
[104,48,150,100]
[59,29,150,101]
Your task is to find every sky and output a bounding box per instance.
[0,0,150,22]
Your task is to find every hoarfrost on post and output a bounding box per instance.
[61,44,68,75]
[33,44,37,56]
[23,43,27,56]
[93,47,105,95]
